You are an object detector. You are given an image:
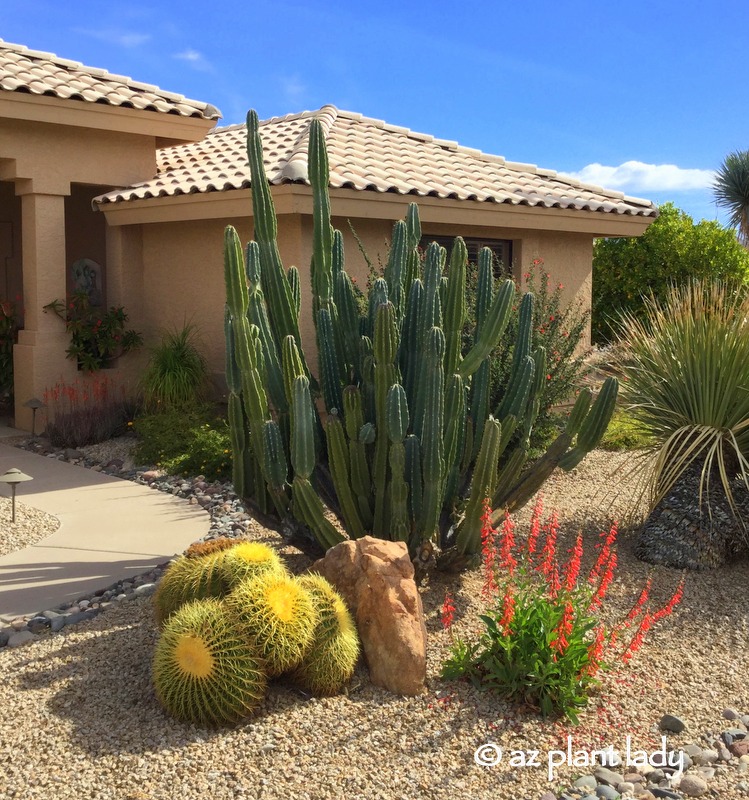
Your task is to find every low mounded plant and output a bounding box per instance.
[140,323,209,411]
[600,407,653,452]
[152,597,267,725]
[43,375,132,448]
[132,405,231,482]
[442,497,684,722]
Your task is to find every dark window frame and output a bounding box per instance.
[420,235,513,278]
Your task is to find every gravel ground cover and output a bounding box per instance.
[0,497,60,556]
[1,447,748,800]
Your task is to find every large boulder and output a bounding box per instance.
[311,536,427,696]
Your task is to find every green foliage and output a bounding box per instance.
[0,298,20,402]
[132,405,231,481]
[592,203,749,343]
[43,291,143,371]
[617,280,749,525]
[152,597,267,725]
[139,323,208,411]
[600,407,653,451]
[223,110,617,560]
[443,502,684,722]
[713,149,749,246]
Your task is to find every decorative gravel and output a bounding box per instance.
[1,446,748,800]
[0,497,60,556]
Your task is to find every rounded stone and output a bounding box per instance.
[678,774,708,797]
[659,714,686,733]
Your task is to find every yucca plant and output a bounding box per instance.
[140,323,208,411]
[617,280,749,525]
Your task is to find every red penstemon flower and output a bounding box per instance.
[563,532,584,592]
[498,512,517,576]
[498,584,515,635]
[551,600,574,654]
[589,550,617,611]
[583,624,607,677]
[652,576,685,623]
[588,522,618,585]
[441,591,456,630]
[540,510,559,581]
[621,610,653,663]
[480,498,497,598]
[527,494,544,556]
[625,575,653,624]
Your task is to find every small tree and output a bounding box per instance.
[592,202,749,343]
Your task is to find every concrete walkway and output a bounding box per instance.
[0,437,210,622]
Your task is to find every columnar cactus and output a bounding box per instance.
[222,110,618,560]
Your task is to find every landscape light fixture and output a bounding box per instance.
[0,468,34,523]
[23,398,46,438]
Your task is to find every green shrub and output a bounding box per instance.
[43,291,143,371]
[140,323,208,411]
[133,405,231,481]
[592,203,749,343]
[600,408,653,451]
[617,279,749,522]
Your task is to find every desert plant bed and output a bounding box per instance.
[1,447,748,800]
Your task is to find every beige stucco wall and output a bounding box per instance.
[124,209,595,398]
[2,116,162,428]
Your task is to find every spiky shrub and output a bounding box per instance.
[152,598,267,725]
[223,110,618,560]
[291,574,360,695]
[617,279,749,531]
[219,541,286,588]
[154,553,228,627]
[226,572,318,676]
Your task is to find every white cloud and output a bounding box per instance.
[561,161,715,193]
[280,74,306,102]
[173,49,213,72]
[75,28,151,48]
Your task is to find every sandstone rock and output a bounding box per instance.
[311,536,427,696]
[678,773,708,797]
[731,741,749,758]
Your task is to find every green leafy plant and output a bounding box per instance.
[222,110,618,561]
[617,279,749,522]
[600,408,653,451]
[132,405,231,481]
[42,375,131,447]
[0,297,21,402]
[592,203,749,343]
[442,498,684,722]
[140,323,208,411]
[43,290,143,371]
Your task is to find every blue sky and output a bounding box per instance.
[3,0,747,224]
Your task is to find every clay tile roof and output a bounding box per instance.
[94,105,656,217]
[0,39,220,119]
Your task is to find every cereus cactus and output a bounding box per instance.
[152,598,267,725]
[227,572,318,676]
[292,574,360,696]
[223,109,618,561]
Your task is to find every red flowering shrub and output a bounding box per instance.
[442,496,685,722]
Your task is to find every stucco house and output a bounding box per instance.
[0,40,657,431]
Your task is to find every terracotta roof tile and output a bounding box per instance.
[0,39,220,119]
[94,105,657,217]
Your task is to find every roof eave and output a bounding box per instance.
[0,91,217,144]
[96,183,656,236]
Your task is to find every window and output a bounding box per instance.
[420,235,513,278]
